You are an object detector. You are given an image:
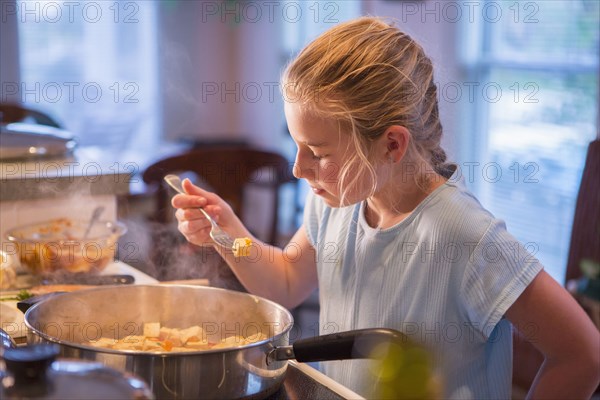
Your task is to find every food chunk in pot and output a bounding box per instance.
[86,322,266,353]
[143,322,160,338]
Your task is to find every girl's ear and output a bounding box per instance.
[382,125,410,163]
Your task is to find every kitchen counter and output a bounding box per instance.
[0,146,134,247]
[0,146,131,202]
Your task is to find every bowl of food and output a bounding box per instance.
[5,218,127,275]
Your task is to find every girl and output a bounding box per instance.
[172,17,600,399]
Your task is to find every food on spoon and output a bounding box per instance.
[232,237,253,257]
[87,322,268,352]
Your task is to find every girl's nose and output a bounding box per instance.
[293,152,315,181]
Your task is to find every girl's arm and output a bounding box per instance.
[505,270,600,399]
[214,226,319,309]
[172,178,318,309]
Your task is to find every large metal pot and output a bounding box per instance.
[22,285,405,399]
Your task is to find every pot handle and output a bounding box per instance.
[268,328,410,364]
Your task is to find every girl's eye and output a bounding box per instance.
[312,153,326,160]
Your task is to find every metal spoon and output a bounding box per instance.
[83,206,105,239]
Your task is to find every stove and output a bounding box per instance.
[265,361,362,400]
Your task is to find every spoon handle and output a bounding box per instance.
[83,206,105,239]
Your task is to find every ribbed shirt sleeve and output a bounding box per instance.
[303,191,320,247]
[459,219,544,338]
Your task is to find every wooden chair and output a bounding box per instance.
[0,103,62,128]
[142,146,296,245]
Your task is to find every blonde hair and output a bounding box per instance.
[282,16,448,201]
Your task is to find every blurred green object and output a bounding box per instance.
[577,259,600,301]
[580,259,600,280]
[369,341,442,399]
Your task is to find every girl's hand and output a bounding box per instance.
[171,179,244,247]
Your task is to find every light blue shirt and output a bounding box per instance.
[304,170,543,399]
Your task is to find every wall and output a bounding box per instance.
[365,0,466,160]
[0,0,20,104]
[158,2,284,151]
[157,0,466,155]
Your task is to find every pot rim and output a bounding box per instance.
[23,284,294,357]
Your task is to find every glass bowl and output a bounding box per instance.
[5,218,127,276]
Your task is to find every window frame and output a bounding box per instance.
[460,0,599,283]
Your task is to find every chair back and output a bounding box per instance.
[142,146,295,244]
[0,103,62,128]
[566,139,600,282]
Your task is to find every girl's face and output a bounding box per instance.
[285,101,376,207]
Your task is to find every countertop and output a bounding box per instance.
[0,146,132,201]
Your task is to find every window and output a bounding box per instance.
[15,0,160,156]
[461,0,599,283]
